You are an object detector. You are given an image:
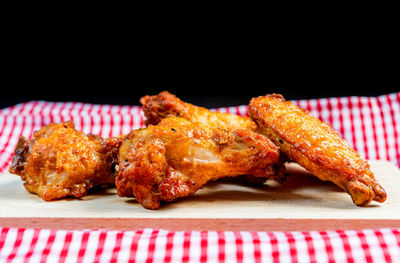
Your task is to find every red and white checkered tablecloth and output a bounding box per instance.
[0,227,399,262]
[0,92,399,262]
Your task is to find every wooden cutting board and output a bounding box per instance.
[0,160,399,231]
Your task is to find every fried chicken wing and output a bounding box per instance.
[140,91,270,184]
[116,117,282,209]
[9,121,122,200]
[140,91,258,131]
[249,94,387,206]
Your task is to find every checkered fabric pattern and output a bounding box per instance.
[0,227,399,262]
[0,92,399,262]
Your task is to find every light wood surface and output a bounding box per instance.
[0,160,399,230]
[0,218,399,232]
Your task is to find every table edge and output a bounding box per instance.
[1,218,399,231]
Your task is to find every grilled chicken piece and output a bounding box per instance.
[140,91,258,131]
[249,94,387,206]
[116,117,283,209]
[9,121,122,200]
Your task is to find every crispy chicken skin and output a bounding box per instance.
[140,91,258,131]
[116,117,282,209]
[249,94,387,206]
[140,91,269,184]
[9,122,122,201]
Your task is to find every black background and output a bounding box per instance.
[2,59,397,109]
[2,19,398,109]
[2,86,397,110]
[2,72,396,109]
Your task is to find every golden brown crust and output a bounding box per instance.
[116,117,282,209]
[140,91,267,185]
[140,91,258,131]
[249,94,387,206]
[9,122,122,201]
